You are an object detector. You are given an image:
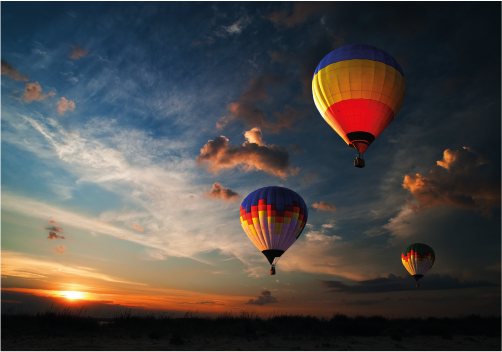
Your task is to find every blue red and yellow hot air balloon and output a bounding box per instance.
[401,243,435,287]
[240,186,308,275]
[312,44,406,168]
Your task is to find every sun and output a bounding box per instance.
[60,291,85,300]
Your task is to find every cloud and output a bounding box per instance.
[319,273,498,294]
[46,226,63,232]
[69,45,88,59]
[51,245,66,255]
[196,128,298,179]
[246,290,278,305]
[312,201,337,213]
[216,116,229,130]
[403,147,501,217]
[224,75,299,134]
[21,82,55,103]
[265,2,330,27]
[301,173,318,185]
[49,220,57,224]
[57,97,76,115]
[288,144,305,155]
[1,60,29,81]
[216,15,252,37]
[133,224,145,232]
[205,182,239,202]
[47,232,66,240]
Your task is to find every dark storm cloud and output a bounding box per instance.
[246,290,278,306]
[1,60,29,81]
[319,274,498,294]
[403,147,501,217]
[196,129,299,179]
[47,232,66,240]
[205,182,239,202]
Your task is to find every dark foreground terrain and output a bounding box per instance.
[2,307,500,351]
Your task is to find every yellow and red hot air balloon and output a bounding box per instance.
[401,243,435,287]
[240,186,308,275]
[312,44,406,168]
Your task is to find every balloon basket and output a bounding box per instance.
[354,156,365,168]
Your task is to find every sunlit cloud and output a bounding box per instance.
[196,128,299,179]
[1,251,147,285]
[21,82,55,103]
[69,45,89,59]
[133,223,145,232]
[1,60,29,81]
[403,147,500,217]
[51,245,66,255]
[46,225,64,232]
[47,231,66,240]
[312,201,337,213]
[57,97,76,115]
[205,182,240,202]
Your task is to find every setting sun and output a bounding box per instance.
[60,291,85,300]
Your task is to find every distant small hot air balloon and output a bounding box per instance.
[240,186,308,275]
[312,44,406,168]
[401,243,435,287]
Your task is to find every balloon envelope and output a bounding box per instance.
[401,243,435,277]
[312,44,406,154]
[240,186,308,264]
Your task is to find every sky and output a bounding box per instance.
[1,2,501,318]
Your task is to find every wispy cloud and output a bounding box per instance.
[133,224,145,232]
[47,232,66,240]
[265,2,332,28]
[301,173,318,185]
[1,60,29,81]
[51,245,66,255]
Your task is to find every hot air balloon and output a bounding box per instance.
[401,243,435,287]
[312,44,406,168]
[240,186,308,275]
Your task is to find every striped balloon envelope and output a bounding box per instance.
[240,186,308,274]
[401,243,435,287]
[312,44,406,161]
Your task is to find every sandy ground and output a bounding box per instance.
[2,335,500,351]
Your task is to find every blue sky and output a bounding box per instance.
[1,2,500,317]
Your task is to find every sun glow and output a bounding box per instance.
[60,291,85,300]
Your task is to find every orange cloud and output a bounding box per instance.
[205,182,239,202]
[46,225,63,232]
[47,232,66,240]
[196,128,298,179]
[133,224,145,232]
[265,2,330,27]
[69,45,88,59]
[22,82,55,103]
[57,97,75,115]
[51,245,66,255]
[312,201,337,213]
[1,60,28,81]
[216,116,229,130]
[49,220,57,224]
[403,147,500,217]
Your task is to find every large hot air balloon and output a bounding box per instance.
[240,186,308,275]
[312,44,406,168]
[401,243,435,287]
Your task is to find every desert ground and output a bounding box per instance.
[2,333,501,351]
